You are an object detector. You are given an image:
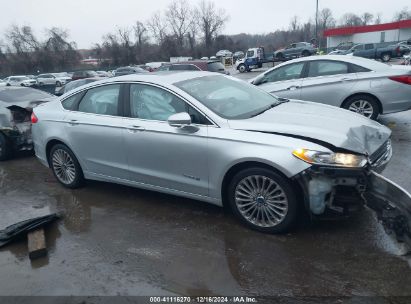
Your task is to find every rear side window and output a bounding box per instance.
[350,64,371,73]
[207,62,225,72]
[308,61,348,77]
[78,84,120,116]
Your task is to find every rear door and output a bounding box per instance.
[63,84,129,179]
[299,60,357,107]
[255,61,305,99]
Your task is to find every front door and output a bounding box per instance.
[123,83,210,196]
[256,61,305,99]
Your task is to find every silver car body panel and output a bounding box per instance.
[252,55,411,114]
[32,72,390,207]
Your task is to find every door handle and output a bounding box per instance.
[286,85,300,91]
[68,119,79,126]
[128,125,145,132]
[340,77,352,82]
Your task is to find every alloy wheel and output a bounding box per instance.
[234,175,289,227]
[348,99,374,118]
[52,149,76,184]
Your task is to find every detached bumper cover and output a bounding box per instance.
[363,171,411,248]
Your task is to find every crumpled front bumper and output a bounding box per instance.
[295,166,411,250]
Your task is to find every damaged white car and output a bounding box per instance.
[32,73,411,247]
[0,86,55,160]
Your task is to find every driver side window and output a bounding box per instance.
[129,84,210,125]
[263,62,305,83]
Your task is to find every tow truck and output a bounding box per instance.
[235,47,274,73]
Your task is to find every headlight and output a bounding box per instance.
[292,149,367,168]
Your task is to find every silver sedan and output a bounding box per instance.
[31,72,411,243]
[250,55,411,120]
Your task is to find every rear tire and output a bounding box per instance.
[342,94,380,120]
[381,53,391,62]
[302,50,310,57]
[49,144,84,188]
[276,53,285,61]
[227,167,298,234]
[0,132,12,161]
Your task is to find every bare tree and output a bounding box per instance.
[165,0,194,46]
[196,0,229,51]
[289,16,300,32]
[340,13,362,26]
[319,8,335,30]
[134,21,147,46]
[147,11,167,44]
[374,13,383,24]
[393,7,411,21]
[360,12,374,25]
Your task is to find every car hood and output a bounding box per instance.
[227,100,391,155]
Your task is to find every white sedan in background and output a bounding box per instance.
[250,55,411,120]
[37,73,72,87]
[3,76,37,87]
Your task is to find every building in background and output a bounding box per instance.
[324,19,411,49]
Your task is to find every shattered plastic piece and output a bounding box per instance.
[363,171,411,252]
[0,213,60,248]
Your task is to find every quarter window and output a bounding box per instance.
[62,93,82,110]
[307,61,348,77]
[78,84,120,116]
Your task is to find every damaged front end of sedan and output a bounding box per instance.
[294,139,411,250]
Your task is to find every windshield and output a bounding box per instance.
[174,75,280,119]
[0,87,52,103]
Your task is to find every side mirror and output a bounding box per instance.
[168,112,191,128]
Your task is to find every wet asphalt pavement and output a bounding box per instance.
[0,71,411,300]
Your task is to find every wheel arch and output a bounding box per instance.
[220,161,304,210]
[45,138,81,168]
[341,92,383,114]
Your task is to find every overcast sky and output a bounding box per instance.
[1,0,409,48]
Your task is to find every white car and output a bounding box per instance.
[37,73,71,87]
[3,76,37,87]
[0,79,6,87]
[216,50,232,57]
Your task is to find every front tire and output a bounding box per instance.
[302,50,310,57]
[238,64,246,73]
[0,132,12,161]
[49,144,84,188]
[228,168,298,233]
[342,94,380,120]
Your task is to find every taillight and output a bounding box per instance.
[31,112,38,123]
[389,75,411,85]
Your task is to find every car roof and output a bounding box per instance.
[65,71,217,95]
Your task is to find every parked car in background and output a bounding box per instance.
[329,42,355,53]
[145,62,168,71]
[37,73,72,87]
[250,55,411,120]
[55,77,105,96]
[233,51,245,62]
[32,71,411,248]
[216,50,232,57]
[96,71,110,77]
[157,60,229,74]
[274,42,317,61]
[0,86,55,160]
[392,41,411,56]
[114,66,148,76]
[3,76,37,87]
[331,43,402,62]
[137,65,154,72]
[72,70,98,80]
[200,57,209,60]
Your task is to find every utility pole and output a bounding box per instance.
[315,0,319,47]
